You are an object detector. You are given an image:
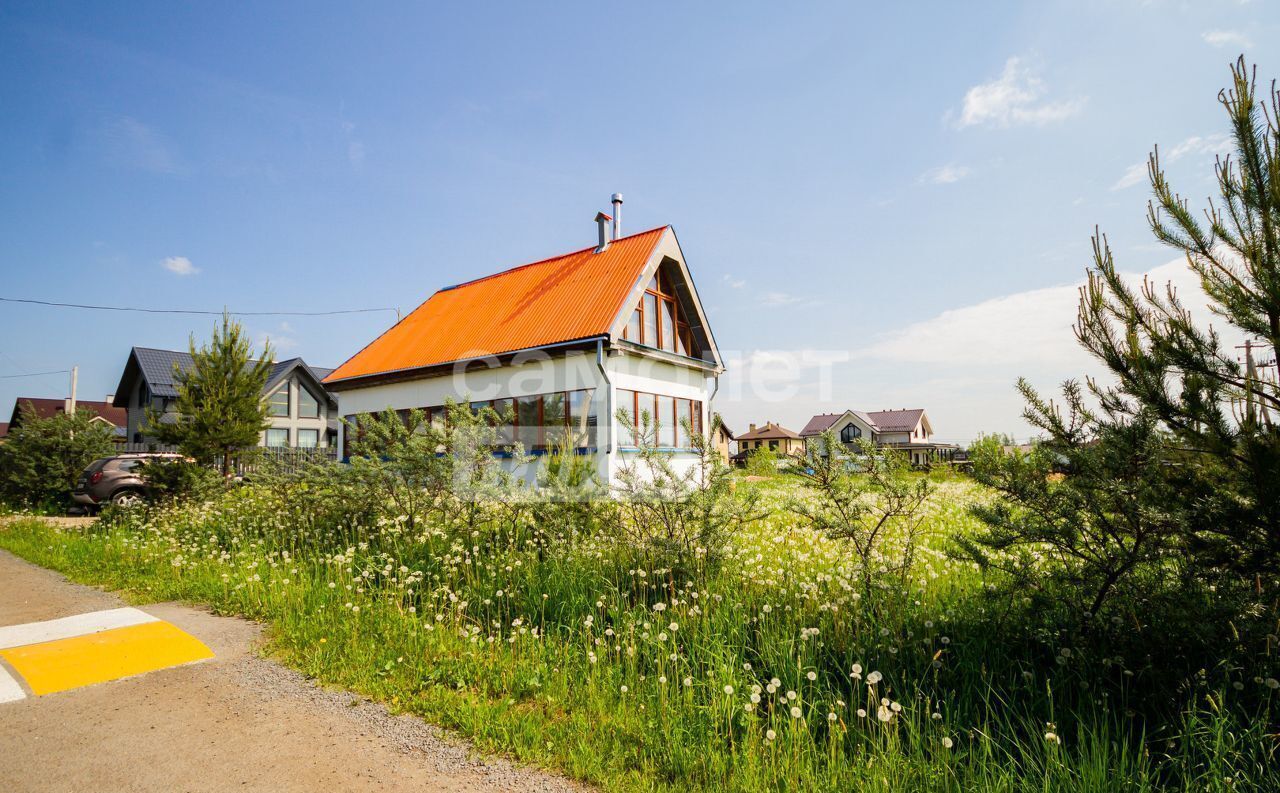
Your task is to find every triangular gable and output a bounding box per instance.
[265,358,339,409]
[823,410,876,440]
[607,226,723,370]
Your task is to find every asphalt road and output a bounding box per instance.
[0,548,584,793]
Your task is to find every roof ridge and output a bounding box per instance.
[439,225,669,293]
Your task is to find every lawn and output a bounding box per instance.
[1,468,1273,792]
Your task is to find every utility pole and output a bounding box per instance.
[1235,340,1277,427]
[68,365,78,415]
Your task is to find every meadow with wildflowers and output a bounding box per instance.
[2,445,1276,793]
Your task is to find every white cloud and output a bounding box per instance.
[1111,133,1232,190]
[1202,29,1253,49]
[760,291,803,306]
[256,322,298,354]
[920,164,973,184]
[722,274,746,289]
[161,256,199,276]
[857,255,1214,368]
[956,57,1086,129]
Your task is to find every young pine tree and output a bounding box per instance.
[961,57,1280,644]
[147,313,274,477]
[1073,56,1280,573]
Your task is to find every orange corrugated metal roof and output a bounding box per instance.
[325,226,668,384]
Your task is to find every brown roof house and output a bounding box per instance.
[6,397,128,442]
[800,408,957,466]
[731,421,803,465]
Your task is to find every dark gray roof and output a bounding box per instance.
[132,347,194,399]
[117,347,336,405]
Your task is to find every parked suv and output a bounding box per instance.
[72,453,186,512]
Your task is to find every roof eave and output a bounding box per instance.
[323,335,611,392]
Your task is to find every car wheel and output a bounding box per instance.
[111,490,144,508]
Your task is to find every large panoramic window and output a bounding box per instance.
[615,389,703,449]
[268,384,290,417]
[621,266,697,357]
[297,387,320,418]
[343,389,600,459]
[840,423,862,443]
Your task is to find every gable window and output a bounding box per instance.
[297,387,320,419]
[265,428,289,447]
[642,293,658,347]
[660,301,676,353]
[626,309,641,342]
[840,424,862,443]
[620,264,698,357]
[268,385,290,417]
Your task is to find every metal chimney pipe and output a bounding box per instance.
[594,211,611,253]
[610,193,623,240]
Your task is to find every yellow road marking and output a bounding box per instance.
[0,620,213,696]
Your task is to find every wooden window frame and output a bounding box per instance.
[621,264,698,357]
[617,391,704,450]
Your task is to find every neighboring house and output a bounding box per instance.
[322,202,724,486]
[800,408,957,465]
[6,397,127,443]
[731,422,804,464]
[0,422,7,442]
[111,347,339,448]
[711,418,735,465]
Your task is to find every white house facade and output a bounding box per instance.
[324,203,724,487]
[800,408,957,465]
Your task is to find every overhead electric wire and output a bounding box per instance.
[0,296,398,317]
[0,369,70,380]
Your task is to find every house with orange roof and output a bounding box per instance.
[322,196,724,485]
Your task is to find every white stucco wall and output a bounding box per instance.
[333,346,715,487]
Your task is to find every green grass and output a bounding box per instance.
[1,476,1274,792]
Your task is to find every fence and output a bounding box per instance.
[112,443,338,476]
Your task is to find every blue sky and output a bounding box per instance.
[0,1,1273,443]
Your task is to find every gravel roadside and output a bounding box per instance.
[0,548,590,793]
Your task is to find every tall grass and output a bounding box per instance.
[1,474,1275,792]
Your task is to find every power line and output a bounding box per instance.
[0,296,398,317]
[0,369,70,380]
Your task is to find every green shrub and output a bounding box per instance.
[0,403,116,510]
[136,457,223,505]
